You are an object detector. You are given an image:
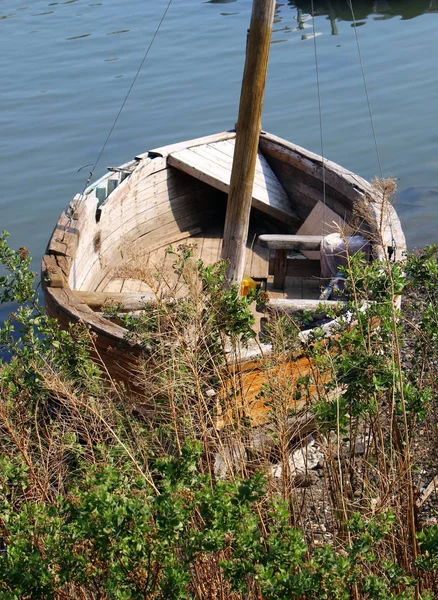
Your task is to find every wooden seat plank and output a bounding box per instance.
[258,234,323,251]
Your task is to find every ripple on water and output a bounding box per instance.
[107,30,130,35]
[66,33,92,40]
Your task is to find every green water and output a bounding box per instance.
[1,0,438,321]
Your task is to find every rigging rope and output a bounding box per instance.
[346,1,398,258]
[310,0,327,236]
[346,0,383,179]
[81,0,175,193]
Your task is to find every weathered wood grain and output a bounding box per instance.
[267,298,346,315]
[139,130,236,159]
[296,201,352,260]
[74,290,155,311]
[168,146,299,226]
[258,234,323,251]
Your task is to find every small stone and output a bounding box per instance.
[294,472,317,488]
[328,431,337,444]
[270,439,324,479]
[354,433,372,456]
[354,441,365,455]
[247,428,276,455]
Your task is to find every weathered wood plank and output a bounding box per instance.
[74,290,154,311]
[191,142,281,190]
[42,254,66,288]
[99,169,202,234]
[168,146,299,225]
[249,246,269,280]
[88,208,221,291]
[74,190,216,288]
[296,201,353,260]
[139,130,236,159]
[273,249,287,290]
[286,259,320,278]
[47,211,80,258]
[267,298,346,315]
[258,234,323,251]
[259,132,371,202]
[99,192,215,256]
[103,278,125,293]
[120,278,154,294]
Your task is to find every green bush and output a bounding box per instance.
[1,231,438,599]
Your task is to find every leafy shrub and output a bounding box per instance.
[1,232,438,599]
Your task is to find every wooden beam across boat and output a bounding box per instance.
[167,138,299,226]
[74,290,154,311]
[258,234,324,251]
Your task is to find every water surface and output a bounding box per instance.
[1,0,437,322]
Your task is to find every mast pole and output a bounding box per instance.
[221,0,276,286]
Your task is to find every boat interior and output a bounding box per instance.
[70,132,366,309]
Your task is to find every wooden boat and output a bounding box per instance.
[41,1,405,425]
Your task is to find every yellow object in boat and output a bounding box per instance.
[241,274,257,296]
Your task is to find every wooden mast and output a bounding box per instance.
[221,0,276,285]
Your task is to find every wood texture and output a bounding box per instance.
[221,0,276,285]
[267,298,346,315]
[286,259,321,278]
[168,142,298,225]
[74,290,155,311]
[273,249,287,290]
[139,130,237,159]
[296,201,352,259]
[258,234,323,251]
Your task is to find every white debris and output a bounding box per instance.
[270,438,324,479]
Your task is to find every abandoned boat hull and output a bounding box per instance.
[42,130,406,423]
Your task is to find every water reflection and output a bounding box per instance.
[290,1,437,21]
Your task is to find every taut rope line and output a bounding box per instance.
[346,0,383,179]
[81,0,175,193]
